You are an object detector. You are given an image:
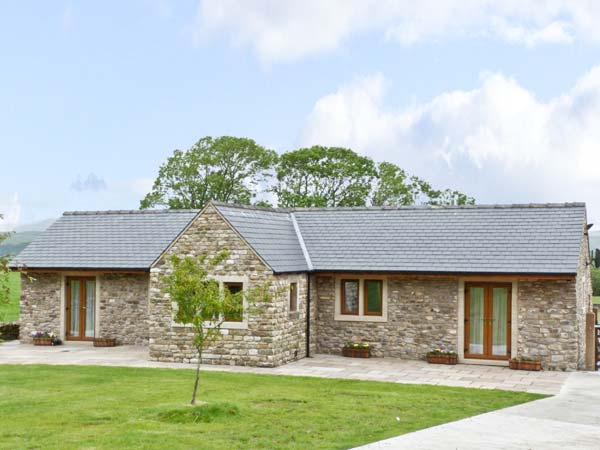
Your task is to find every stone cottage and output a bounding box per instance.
[12,202,594,370]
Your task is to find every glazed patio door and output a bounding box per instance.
[66,277,96,341]
[464,283,511,360]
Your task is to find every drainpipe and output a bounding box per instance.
[306,272,311,358]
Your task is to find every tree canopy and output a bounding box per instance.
[140,136,277,210]
[0,214,12,319]
[273,146,377,207]
[141,137,474,209]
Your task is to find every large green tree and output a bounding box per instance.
[372,161,474,206]
[140,136,277,210]
[273,146,378,207]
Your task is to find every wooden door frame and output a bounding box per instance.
[65,276,96,341]
[464,282,512,361]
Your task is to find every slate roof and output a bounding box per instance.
[214,202,587,275]
[215,204,309,273]
[12,202,587,275]
[11,209,199,270]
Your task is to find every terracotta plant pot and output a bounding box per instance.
[33,337,53,346]
[94,338,117,347]
[342,347,371,358]
[426,354,458,365]
[509,359,542,371]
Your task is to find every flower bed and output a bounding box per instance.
[426,348,457,365]
[509,358,542,371]
[31,331,61,346]
[342,343,371,358]
[94,338,117,347]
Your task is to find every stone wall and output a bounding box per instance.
[314,275,458,358]
[99,273,149,345]
[19,272,61,343]
[517,279,579,370]
[148,205,305,367]
[576,228,593,368]
[273,273,308,364]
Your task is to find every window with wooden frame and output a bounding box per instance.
[223,282,243,322]
[364,280,383,316]
[289,282,298,312]
[341,279,359,315]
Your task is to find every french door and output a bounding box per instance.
[66,277,96,341]
[464,283,511,360]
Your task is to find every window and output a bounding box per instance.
[364,280,383,316]
[341,279,359,315]
[223,282,243,322]
[289,282,298,312]
[335,277,387,322]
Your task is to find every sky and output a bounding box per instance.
[1,0,600,230]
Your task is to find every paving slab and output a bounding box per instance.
[354,371,600,450]
[0,340,569,395]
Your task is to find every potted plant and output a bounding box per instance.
[426,348,457,365]
[509,356,542,371]
[94,337,117,347]
[342,342,371,358]
[31,331,61,346]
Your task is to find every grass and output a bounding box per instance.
[593,296,600,305]
[0,365,544,450]
[0,272,19,322]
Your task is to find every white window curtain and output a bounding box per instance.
[492,288,508,356]
[469,287,484,354]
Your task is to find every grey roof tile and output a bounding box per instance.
[216,202,586,275]
[10,209,199,270]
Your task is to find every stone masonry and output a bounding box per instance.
[315,275,458,358]
[99,273,149,345]
[19,272,61,343]
[148,205,306,367]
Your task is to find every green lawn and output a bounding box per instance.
[0,272,20,322]
[593,296,600,305]
[0,365,544,450]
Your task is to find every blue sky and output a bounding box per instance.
[1,1,600,229]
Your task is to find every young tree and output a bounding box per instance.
[161,251,269,405]
[0,214,12,320]
[273,146,377,207]
[140,136,277,210]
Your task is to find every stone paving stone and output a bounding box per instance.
[0,342,571,395]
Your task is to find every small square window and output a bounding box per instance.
[341,279,359,315]
[224,282,243,322]
[289,282,298,312]
[364,280,383,316]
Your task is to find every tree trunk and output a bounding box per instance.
[191,346,202,406]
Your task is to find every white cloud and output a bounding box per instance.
[0,194,21,232]
[191,0,600,63]
[70,173,108,192]
[300,67,600,223]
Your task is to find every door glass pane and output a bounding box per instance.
[85,280,95,337]
[342,280,359,314]
[365,280,382,314]
[469,287,484,354]
[70,280,80,337]
[492,288,508,356]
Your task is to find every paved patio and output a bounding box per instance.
[0,340,569,394]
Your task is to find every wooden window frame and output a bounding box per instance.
[65,276,96,342]
[363,279,383,316]
[341,279,360,315]
[464,282,512,361]
[289,282,298,313]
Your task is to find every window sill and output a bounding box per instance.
[334,314,387,323]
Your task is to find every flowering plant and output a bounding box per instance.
[31,331,55,339]
[344,342,370,349]
[427,347,456,356]
[31,331,62,345]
